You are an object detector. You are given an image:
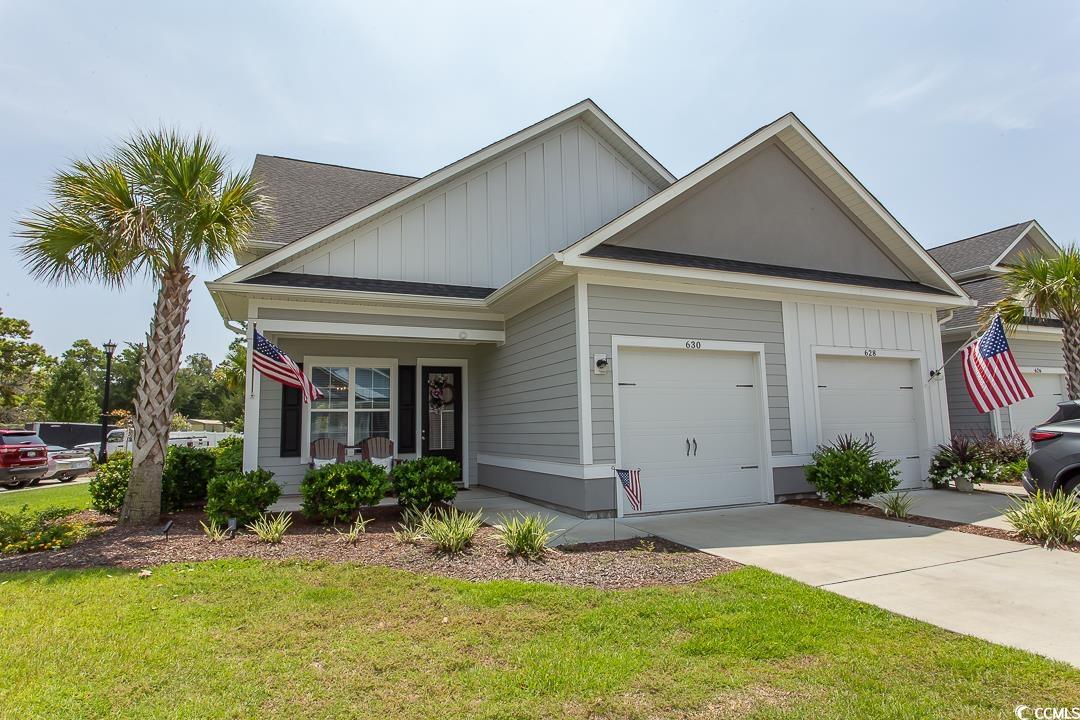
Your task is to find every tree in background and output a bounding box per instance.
[993,248,1080,398]
[43,357,99,422]
[18,130,266,525]
[108,343,145,413]
[173,353,215,419]
[208,338,246,426]
[0,309,52,424]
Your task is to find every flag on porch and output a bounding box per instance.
[615,468,642,512]
[961,315,1033,413]
[252,330,323,403]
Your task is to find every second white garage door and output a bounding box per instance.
[617,347,767,513]
[1010,371,1066,440]
[817,355,924,490]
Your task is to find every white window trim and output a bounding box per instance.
[416,358,470,488]
[609,335,774,517]
[302,356,399,464]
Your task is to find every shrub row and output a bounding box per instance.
[300,456,460,523]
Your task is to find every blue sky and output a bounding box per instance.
[2,1,1078,362]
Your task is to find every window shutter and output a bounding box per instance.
[398,365,416,453]
[280,365,302,457]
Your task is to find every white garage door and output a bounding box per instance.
[1010,372,1066,439]
[817,355,923,490]
[617,347,766,513]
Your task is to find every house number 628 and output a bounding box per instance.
[685,340,702,349]
[864,349,878,357]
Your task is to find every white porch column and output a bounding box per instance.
[242,315,260,472]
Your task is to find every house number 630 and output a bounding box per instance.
[685,340,702,349]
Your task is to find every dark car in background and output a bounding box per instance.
[1025,401,1080,496]
[0,430,50,489]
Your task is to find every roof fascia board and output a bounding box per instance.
[942,323,1063,342]
[219,100,671,284]
[563,255,974,309]
[206,280,490,317]
[561,113,968,300]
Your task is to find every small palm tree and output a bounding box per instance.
[990,248,1080,398]
[18,130,267,525]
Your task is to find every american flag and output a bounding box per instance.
[252,330,323,403]
[962,315,1033,413]
[616,468,642,512]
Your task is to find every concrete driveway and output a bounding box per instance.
[624,502,1080,667]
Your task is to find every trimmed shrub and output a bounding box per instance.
[929,435,996,489]
[805,434,900,505]
[212,436,244,476]
[88,451,132,514]
[300,461,391,523]
[1004,491,1080,548]
[205,469,280,525]
[391,456,460,510]
[161,446,216,512]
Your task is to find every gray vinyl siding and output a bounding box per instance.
[475,287,580,462]
[475,466,614,517]
[587,285,790,463]
[256,338,484,495]
[1011,338,1064,369]
[942,339,993,438]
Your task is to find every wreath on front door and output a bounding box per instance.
[428,375,454,412]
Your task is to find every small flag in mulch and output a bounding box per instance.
[615,468,642,512]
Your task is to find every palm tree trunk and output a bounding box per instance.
[118,266,193,526]
[1062,317,1080,400]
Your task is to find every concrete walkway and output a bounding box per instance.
[863,487,1019,531]
[455,487,1080,667]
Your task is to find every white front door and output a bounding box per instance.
[1010,372,1066,439]
[617,347,766,513]
[817,355,923,489]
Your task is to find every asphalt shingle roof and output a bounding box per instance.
[251,155,417,246]
[942,275,1062,331]
[587,244,952,295]
[927,221,1030,275]
[241,272,495,299]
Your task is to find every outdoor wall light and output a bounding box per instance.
[594,354,609,374]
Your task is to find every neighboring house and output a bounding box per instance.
[208,100,972,517]
[929,221,1066,440]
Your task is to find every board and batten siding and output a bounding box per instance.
[475,287,579,462]
[282,120,658,289]
[587,285,791,463]
[782,301,950,457]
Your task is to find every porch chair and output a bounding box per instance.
[359,436,396,472]
[309,437,346,469]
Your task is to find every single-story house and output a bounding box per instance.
[208,100,973,517]
[928,221,1066,440]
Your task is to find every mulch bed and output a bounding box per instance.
[0,506,739,589]
[787,497,1080,553]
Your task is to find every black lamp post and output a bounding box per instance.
[98,340,117,463]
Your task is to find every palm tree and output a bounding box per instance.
[990,248,1080,399]
[18,130,267,525]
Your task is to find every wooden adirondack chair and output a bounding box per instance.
[359,436,395,470]
[309,437,346,468]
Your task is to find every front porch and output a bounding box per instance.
[242,302,505,497]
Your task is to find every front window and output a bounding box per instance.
[309,364,392,454]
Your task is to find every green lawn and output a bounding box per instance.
[1,561,1076,719]
[0,482,91,513]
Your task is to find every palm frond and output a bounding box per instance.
[980,248,1080,330]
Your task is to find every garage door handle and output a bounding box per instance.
[686,438,691,456]
[906,455,920,460]
[740,465,759,469]
[692,438,697,456]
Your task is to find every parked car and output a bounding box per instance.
[0,430,50,489]
[34,445,95,485]
[72,428,240,457]
[1025,415,1080,496]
